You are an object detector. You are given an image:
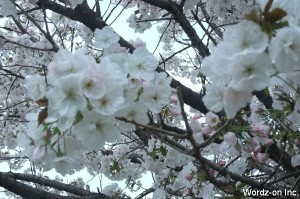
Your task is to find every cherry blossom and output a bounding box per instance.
[73,111,119,150]
[24,75,47,101]
[269,26,300,73]
[46,75,86,118]
[2,0,300,199]
[94,26,120,49]
[228,53,273,92]
[205,111,219,127]
[127,47,159,81]
[222,20,269,55]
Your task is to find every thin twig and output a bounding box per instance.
[15,3,59,52]
[115,116,187,138]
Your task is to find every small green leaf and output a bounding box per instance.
[269,21,288,30]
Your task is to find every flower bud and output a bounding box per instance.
[184,174,193,181]
[169,95,178,104]
[203,125,213,135]
[265,138,274,146]
[257,153,269,163]
[169,108,180,117]
[192,112,202,120]
[224,132,237,144]
[218,160,226,167]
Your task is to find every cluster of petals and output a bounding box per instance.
[201,20,273,119]
[202,0,300,121]
[201,2,300,167]
[23,26,171,174]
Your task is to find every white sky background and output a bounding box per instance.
[0,0,204,198]
[93,1,162,53]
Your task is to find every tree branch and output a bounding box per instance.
[0,172,120,199]
[142,0,210,57]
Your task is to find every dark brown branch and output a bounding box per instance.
[38,0,135,52]
[11,172,92,196]
[0,172,66,199]
[0,172,120,199]
[142,0,210,57]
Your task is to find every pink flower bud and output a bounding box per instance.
[44,130,51,140]
[265,139,274,146]
[251,139,258,146]
[184,174,193,181]
[203,125,213,135]
[169,108,180,117]
[192,112,202,120]
[218,160,226,167]
[250,123,261,132]
[224,132,237,144]
[243,146,251,153]
[255,107,262,113]
[294,139,300,146]
[251,123,271,136]
[244,145,254,153]
[257,153,269,163]
[253,145,261,154]
[169,95,178,104]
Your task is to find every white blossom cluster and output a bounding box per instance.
[2,0,300,198]
[22,26,172,175]
[201,0,300,120]
[199,0,300,169]
[205,0,256,21]
[201,20,272,118]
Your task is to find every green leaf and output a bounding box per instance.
[269,21,288,30]
[73,111,84,125]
